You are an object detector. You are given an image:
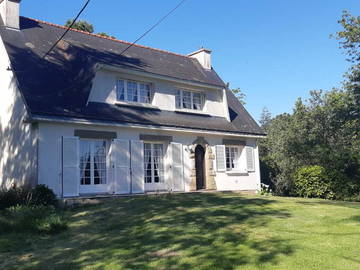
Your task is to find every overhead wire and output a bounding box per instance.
[118,0,188,57]
[41,0,91,60]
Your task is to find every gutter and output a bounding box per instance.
[26,114,267,139]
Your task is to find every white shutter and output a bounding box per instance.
[130,140,144,193]
[62,136,79,197]
[171,142,184,192]
[246,146,255,172]
[215,145,226,172]
[112,139,130,194]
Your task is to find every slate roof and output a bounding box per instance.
[0,16,265,136]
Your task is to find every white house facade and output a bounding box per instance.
[0,0,265,197]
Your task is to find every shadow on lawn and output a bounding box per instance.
[5,193,293,270]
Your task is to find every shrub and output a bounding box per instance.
[0,205,68,234]
[31,184,58,207]
[0,184,57,210]
[294,165,334,199]
[0,185,31,210]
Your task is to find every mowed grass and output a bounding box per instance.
[1,193,360,270]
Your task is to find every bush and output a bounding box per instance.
[0,184,57,210]
[0,205,68,234]
[31,184,58,207]
[0,185,31,210]
[294,165,335,199]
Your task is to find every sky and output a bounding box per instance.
[21,0,360,121]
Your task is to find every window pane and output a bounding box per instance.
[93,141,107,185]
[193,92,202,110]
[117,80,125,101]
[80,141,91,185]
[175,90,181,108]
[153,144,164,183]
[225,147,231,170]
[127,81,138,102]
[182,91,191,109]
[139,83,151,103]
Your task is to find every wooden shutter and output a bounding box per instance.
[246,146,255,172]
[62,136,79,197]
[171,142,184,192]
[215,145,226,172]
[111,139,130,194]
[130,140,144,193]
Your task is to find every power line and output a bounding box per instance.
[118,0,188,57]
[42,0,91,60]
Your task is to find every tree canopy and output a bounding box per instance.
[64,20,115,39]
[259,11,360,200]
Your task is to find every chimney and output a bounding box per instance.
[0,0,21,30]
[188,47,212,69]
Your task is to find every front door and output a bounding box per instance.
[79,139,109,194]
[195,145,205,190]
[144,142,165,191]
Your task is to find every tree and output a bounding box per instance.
[64,20,116,39]
[230,87,246,105]
[259,107,272,128]
[65,20,94,33]
[258,11,360,198]
[97,32,116,39]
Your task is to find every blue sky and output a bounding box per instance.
[21,0,360,121]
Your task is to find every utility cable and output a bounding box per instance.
[42,0,91,59]
[118,0,188,56]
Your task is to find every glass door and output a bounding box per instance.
[144,143,165,191]
[79,139,109,194]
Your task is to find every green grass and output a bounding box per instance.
[1,193,360,270]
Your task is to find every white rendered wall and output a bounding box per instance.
[0,36,37,189]
[38,122,261,196]
[88,69,226,117]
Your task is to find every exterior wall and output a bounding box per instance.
[88,69,226,117]
[0,35,37,189]
[37,122,261,197]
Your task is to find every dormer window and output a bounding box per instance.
[175,90,204,111]
[117,79,151,104]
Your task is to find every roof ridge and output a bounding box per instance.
[24,16,190,59]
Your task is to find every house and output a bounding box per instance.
[0,0,266,197]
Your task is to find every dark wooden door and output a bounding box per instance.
[195,145,205,190]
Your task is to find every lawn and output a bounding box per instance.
[1,193,360,270]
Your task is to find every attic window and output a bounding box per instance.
[175,90,204,111]
[117,79,151,104]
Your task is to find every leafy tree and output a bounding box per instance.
[97,32,116,39]
[259,107,272,128]
[230,87,246,105]
[64,20,116,39]
[65,20,94,33]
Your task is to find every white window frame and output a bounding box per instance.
[225,145,241,172]
[116,79,152,104]
[176,89,204,111]
[144,142,165,184]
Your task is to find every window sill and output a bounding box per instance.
[226,170,248,175]
[175,109,210,116]
[115,101,159,110]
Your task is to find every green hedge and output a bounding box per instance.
[294,165,335,199]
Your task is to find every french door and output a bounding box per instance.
[79,139,109,194]
[144,143,165,191]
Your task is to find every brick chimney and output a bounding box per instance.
[188,48,212,69]
[0,0,21,30]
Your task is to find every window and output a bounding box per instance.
[116,79,151,104]
[144,143,164,183]
[80,140,107,185]
[175,90,204,110]
[225,146,240,171]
